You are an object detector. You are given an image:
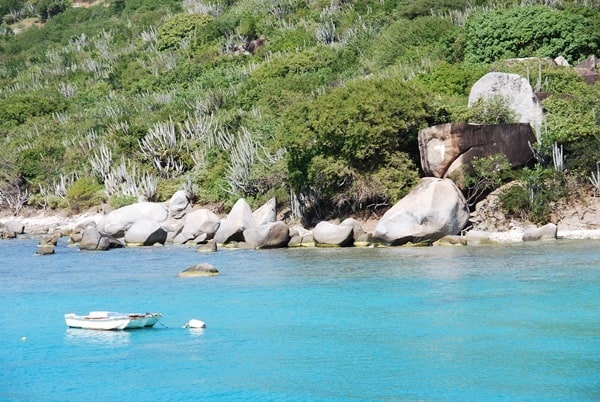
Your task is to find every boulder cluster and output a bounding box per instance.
[5,62,598,253]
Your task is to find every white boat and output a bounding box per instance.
[64,311,162,330]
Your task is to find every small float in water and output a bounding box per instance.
[64,311,162,330]
[183,319,206,329]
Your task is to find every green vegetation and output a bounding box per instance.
[0,0,598,224]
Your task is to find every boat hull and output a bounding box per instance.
[64,312,162,331]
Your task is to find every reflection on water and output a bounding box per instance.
[65,328,131,347]
[187,328,205,337]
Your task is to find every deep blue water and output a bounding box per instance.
[1,238,599,401]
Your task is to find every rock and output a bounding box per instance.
[418,122,536,180]
[575,55,600,85]
[178,263,220,277]
[103,202,169,237]
[0,220,24,238]
[176,209,221,244]
[39,234,60,246]
[468,72,544,135]
[465,230,494,245]
[36,244,55,255]
[436,235,467,246]
[523,223,557,242]
[173,232,196,245]
[197,239,217,253]
[167,190,190,218]
[243,221,290,249]
[79,226,125,251]
[373,178,469,246]
[124,220,168,246]
[312,221,354,247]
[214,198,255,244]
[288,226,315,247]
[253,197,277,226]
[340,218,365,238]
[554,56,570,67]
[70,220,98,244]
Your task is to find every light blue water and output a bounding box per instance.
[1,238,599,401]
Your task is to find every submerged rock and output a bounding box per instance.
[178,263,220,277]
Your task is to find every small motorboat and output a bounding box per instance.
[64,311,162,330]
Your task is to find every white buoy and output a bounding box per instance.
[184,319,206,329]
[21,336,27,342]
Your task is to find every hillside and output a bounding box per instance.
[0,0,599,226]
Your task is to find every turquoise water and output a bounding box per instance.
[1,238,599,401]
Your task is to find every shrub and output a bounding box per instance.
[279,77,431,217]
[109,194,137,209]
[157,13,215,51]
[66,176,104,209]
[465,94,517,125]
[498,166,569,224]
[465,6,600,64]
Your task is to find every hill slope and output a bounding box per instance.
[0,0,598,225]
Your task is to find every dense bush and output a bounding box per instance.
[465,6,600,64]
[157,13,215,51]
[279,77,432,217]
[66,176,104,210]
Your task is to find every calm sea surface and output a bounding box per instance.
[1,238,599,401]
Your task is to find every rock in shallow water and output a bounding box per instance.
[178,263,220,277]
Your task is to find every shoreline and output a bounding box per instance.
[1,208,599,244]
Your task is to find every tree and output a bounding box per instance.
[279,77,431,219]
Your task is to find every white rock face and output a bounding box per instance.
[180,209,221,239]
[167,190,189,218]
[373,178,469,245]
[124,219,167,246]
[312,221,354,247]
[253,197,277,226]
[468,72,544,137]
[214,198,255,244]
[103,202,169,237]
[243,221,290,249]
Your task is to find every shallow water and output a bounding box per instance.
[1,238,599,401]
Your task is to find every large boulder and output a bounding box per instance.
[373,178,469,246]
[167,190,190,218]
[418,122,536,179]
[468,72,544,135]
[523,223,557,242]
[312,221,354,247]
[124,220,167,246]
[340,218,370,246]
[79,226,124,251]
[175,209,221,244]
[214,198,255,244]
[0,220,23,239]
[253,197,277,226]
[103,202,168,237]
[243,221,290,249]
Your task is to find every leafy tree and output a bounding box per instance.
[279,77,431,218]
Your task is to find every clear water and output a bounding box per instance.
[1,238,599,401]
